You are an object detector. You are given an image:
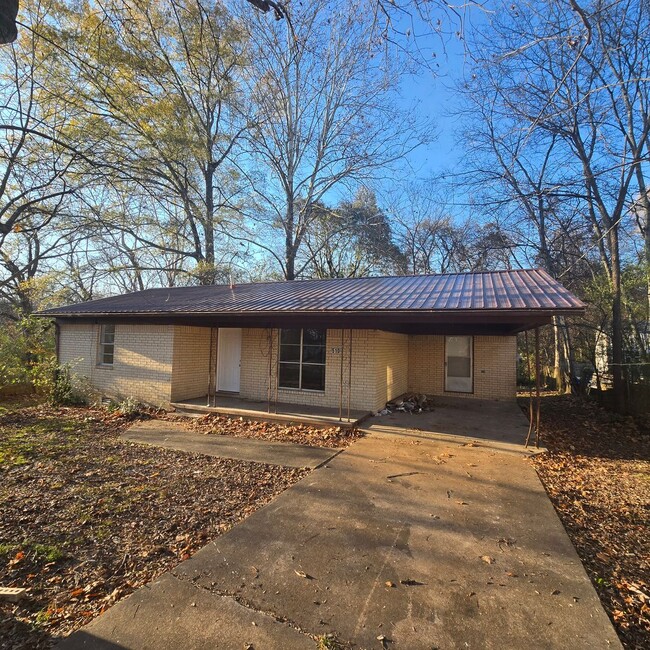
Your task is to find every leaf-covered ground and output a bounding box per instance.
[530,395,650,650]
[0,401,308,650]
[161,412,363,448]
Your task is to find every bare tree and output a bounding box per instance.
[41,0,249,285]
[461,0,650,411]
[234,0,431,279]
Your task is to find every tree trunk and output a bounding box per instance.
[552,316,571,393]
[203,163,217,285]
[285,202,295,280]
[609,227,626,413]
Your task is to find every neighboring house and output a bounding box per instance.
[37,269,584,415]
[594,321,649,384]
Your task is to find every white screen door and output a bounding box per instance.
[445,336,473,393]
[217,328,242,392]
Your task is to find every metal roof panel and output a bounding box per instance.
[38,269,586,317]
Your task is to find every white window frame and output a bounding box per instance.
[278,328,327,392]
[98,324,115,367]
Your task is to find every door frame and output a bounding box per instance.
[444,335,474,394]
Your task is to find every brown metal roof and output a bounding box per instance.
[38,269,584,320]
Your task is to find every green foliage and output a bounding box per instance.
[32,358,88,407]
[104,396,144,417]
[0,542,66,564]
[0,316,54,388]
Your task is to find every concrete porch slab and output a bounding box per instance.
[170,395,371,429]
[122,420,340,469]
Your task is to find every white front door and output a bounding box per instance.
[217,328,242,393]
[445,335,473,393]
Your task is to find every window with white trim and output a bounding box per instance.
[279,329,326,391]
[98,324,115,366]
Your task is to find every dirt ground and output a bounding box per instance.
[530,395,650,650]
[0,400,307,650]
[161,411,364,448]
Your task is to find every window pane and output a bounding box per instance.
[448,357,471,378]
[103,332,115,344]
[279,344,301,362]
[102,351,114,365]
[302,364,325,391]
[279,363,300,388]
[302,344,325,364]
[303,329,326,345]
[280,329,301,345]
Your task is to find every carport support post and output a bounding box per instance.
[207,327,216,407]
[267,328,273,413]
[525,329,534,447]
[535,326,542,448]
[274,328,279,413]
[347,329,352,422]
[339,329,344,422]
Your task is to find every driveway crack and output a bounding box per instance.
[171,570,342,645]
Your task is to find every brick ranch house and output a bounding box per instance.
[38,269,584,420]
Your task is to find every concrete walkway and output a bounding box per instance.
[59,416,620,649]
[122,420,340,469]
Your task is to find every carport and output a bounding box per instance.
[364,396,533,449]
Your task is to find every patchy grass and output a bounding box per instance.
[0,402,308,649]
[530,395,649,650]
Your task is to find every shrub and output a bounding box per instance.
[0,316,54,388]
[31,357,87,406]
[104,396,145,418]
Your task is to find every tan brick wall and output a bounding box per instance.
[170,326,211,401]
[239,328,386,412]
[58,322,174,406]
[372,331,409,408]
[408,335,517,400]
[58,323,517,409]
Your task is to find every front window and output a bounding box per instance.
[98,324,115,366]
[279,329,326,391]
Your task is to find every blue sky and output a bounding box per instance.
[384,6,491,210]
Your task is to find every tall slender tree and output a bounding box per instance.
[461,0,650,411]
[41,0,249,284]
[235,0,430,279]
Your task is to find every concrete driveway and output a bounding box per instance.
[364,397,533,448]
[58,402,620,649]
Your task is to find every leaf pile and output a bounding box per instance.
[531,395,649,649]
[0,403,307,649]
[164,412,363,448]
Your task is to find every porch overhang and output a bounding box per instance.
[53,308,570,336]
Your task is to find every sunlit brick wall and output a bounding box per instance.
[170,326,211,402]
[408,335,517,400]
[58,322,174,406]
